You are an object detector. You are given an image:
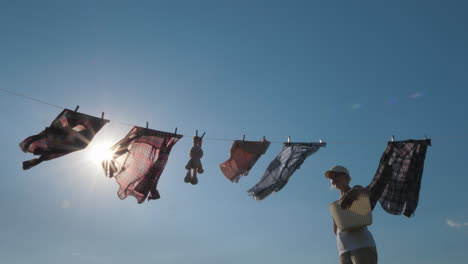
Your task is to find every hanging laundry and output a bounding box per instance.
[102,126,182,203]
[184,132,205,185]
[19,109,109,170]
[220,138,270,183]
[367,139,431,217]
[247,142,325,200]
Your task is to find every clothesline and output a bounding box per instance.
[0,88,431,144]
[10,87,432,208]
[0,87,66,110]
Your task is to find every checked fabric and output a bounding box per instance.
[102,126,182,204]
[367,139,431,217]
[247,142,325,201]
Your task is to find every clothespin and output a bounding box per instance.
[262,136,266,142]
[424,134,432,146]
[320,138,327,147]
[174,127,178,135]
[101,112,105,119]
[391,135,395,142]
[74,105,79,112]
[242,134,246,142]
[287,136,291,143]
[201,132,206,138]
[146,122,149,129]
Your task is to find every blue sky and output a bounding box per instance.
[1,1,467,263]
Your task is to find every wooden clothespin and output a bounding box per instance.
[320,138,326,147]
[424,134,432,146]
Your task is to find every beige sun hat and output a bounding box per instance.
[324,165,350,178]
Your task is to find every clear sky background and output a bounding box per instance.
[1,1,467,263]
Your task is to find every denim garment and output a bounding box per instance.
[247,142,325,200]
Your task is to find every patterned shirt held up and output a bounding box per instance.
[367,139,431,217]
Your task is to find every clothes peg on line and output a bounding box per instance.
[101,112,105,119]
[174,127,178,135]
[391,135,395,142]
[146,122,149,129]
[287,136,291,143]
[242,135,245,142]
[74,105,79,112]
[320,138,327,147]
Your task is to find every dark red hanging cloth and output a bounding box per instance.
[19,109,109,170]
[102,126,182,203]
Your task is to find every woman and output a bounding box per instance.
[325,165,378,264]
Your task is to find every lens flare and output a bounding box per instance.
[351,104,362,110]
[387,96,398,105]
[410,92,424,99]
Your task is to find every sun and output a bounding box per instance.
[87,140,115,165]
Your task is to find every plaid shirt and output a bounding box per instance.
[247,142,324,200]
[19,109,109,170]
[102,127,182,203]
[367,139,431,217]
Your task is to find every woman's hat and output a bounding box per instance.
[325,165,349,178]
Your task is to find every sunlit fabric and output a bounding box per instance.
[367,139,431,217]
[248,142,325,200]
[19,109,109,170]
[220,139,270,183]
[102,127,182,203]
